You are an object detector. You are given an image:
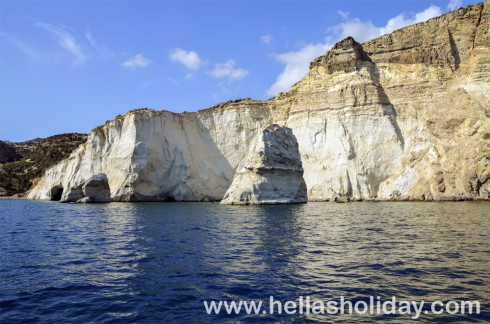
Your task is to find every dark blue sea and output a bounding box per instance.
[0,200,489,323]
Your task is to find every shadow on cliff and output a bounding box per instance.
[125,114,235,202]
[369,62,406,149]
[448,29,461,71]
[169,117,235,201]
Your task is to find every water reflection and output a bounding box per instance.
[0,200,488,323]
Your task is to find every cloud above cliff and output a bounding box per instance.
[169,48,203,70]
[36,22,86,64]
[85,30,113,60]
[267,4,444,96]
[122,54,150,68]
[11,23,113,64]
[0,32,41,60]
[210,60,249,81]
[267,42,331,96]
[379,6,442,36]
[448,0,463,10]
[331,5,443,43]
[260,34,272,44]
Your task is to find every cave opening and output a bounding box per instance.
[50,186,63,201]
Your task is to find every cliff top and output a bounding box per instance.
[310,36,372,73]
[95,2,486,128]
[121,98,266,117]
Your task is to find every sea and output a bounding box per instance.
[0,200,488,323]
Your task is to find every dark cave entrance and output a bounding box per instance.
[50,186,63,201]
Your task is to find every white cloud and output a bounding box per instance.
[337,10,349,20]
[167,77,180,85]
[447,0,463,11]
[169,48,202,70]
[122,54,150,68]
[0,32,40,60]
[268,4,443,96]
[85,30,113,59]
[267,43,330,96]
[210,60,249,81]
[260,34,272,44]
[379,5,442,35]
[332,5,442,44]
[139,80,156,89]
[36,22,86,64]
[331,18,381,43]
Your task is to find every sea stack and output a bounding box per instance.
[221,124,307,204]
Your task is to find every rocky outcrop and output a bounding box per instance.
[360,2,490,201]
[273,36,405,201]
[80,174,111,203]
[221,124,307,204]
[0,141,21,164]
[311,36,372,73]
[28,2,490,202]
[0,134,87,196]
[57,173,111,203]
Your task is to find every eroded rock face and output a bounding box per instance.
[30,101,273,202]
[271,2,489,201]
[28,2,490,202]
[311,36,372,74]
[52,173,111,203]
[81,173,111,203]
[221,125,307,204]
[273,37,405,201]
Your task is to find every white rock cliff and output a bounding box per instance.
[30,102,271,202]
[29,2,490,202]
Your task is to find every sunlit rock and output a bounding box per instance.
[28,3,490,202]
[221,124,307,204]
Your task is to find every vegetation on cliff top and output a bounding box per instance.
[0,133,87,196]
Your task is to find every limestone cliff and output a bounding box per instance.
[29,101,272,202]
[28,2,490,202]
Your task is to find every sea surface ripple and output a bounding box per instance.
[0,200,488,323]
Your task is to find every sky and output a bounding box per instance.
[0,0,479,141]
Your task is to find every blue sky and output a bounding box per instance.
[0,0,478,141]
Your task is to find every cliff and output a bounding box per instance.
[28,2,490,202]
[29,102,272,202]
[0,134,87,196]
